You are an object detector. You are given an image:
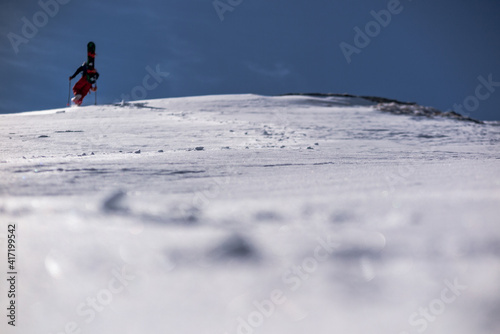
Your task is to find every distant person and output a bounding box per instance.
[69,62,99,106]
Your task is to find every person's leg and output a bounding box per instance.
[72,78,91,105]
[73,77,86,96]
[79,82,92,101]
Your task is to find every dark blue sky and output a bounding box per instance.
[1,0,499,120]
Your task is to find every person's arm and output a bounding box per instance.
[69,65,84,80]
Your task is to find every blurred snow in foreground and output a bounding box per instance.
[0,94,499,334]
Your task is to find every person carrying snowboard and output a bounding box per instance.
[69,50,99,106]
[69,63,99,106]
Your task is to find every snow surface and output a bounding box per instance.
[0,94,499,334]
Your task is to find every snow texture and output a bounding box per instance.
[0,94,499,334]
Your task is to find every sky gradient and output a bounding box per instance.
[1,0,499,120]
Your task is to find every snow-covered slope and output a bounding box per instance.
[0,94,499,334]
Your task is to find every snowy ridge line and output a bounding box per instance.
[281,92,416,105]
[282,92,485,124]
[1,93,490,125]
[376,102,484,124]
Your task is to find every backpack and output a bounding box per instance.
[86,69,99,84]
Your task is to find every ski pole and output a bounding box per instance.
[95,87,97,105]
[67,79,71,106]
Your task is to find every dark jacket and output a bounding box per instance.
[70,62,99,84]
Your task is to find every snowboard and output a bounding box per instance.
[86,42,98,84]
[87,41,95,69]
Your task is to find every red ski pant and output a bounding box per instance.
[73,77,92,101]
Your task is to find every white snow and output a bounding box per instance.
[0,94,499,334]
